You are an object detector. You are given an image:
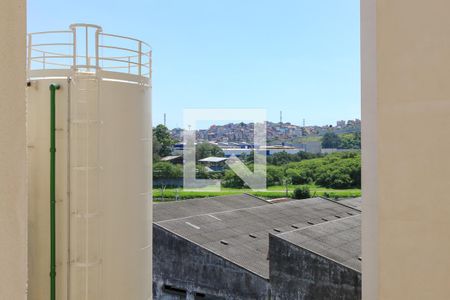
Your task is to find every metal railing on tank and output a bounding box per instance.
[27,23,152,79]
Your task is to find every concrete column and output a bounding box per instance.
[362,0,450,299]
[0,0,27,299]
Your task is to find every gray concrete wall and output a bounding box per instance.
[269,235,361,300]
[153,225,270,300]
[0,0,27,299]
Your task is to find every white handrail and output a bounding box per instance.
[99,32,152,49]
[27,24,151,79]
[100,57,142,65]
[30,59,73,68]
[29,30,73,35]
[32,43,73,47]
[98,44,141,54]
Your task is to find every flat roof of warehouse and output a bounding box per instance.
[276,215,361,272]
[154,195,361,278]
[337,197,362,210]
[153,194,268,222]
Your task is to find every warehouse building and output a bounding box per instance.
[153,194,361,299]
[270,215,361,299]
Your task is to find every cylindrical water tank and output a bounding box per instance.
[26,24,151,300]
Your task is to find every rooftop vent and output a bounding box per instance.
[273,228,281,233]
[249,234,257,239]
[291,225,299,229]
[220,240,229,245]
[321,218,328,222]
[163,285,187,297]
[347,212,354,216]
[307,221,314,225]
[335,215,341,218]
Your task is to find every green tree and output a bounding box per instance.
[285,168,311,185]
[153,162,183,179]
[240,151,254,164]
[196,143,224,160]
[282,176,292,197]
[267,151,293,166]
[283,152,361,189]
[152,136,162,161]
[339,132,361,149]
[268,151,319,165]
[266,165,284,186]
[153,124,175,159]
[321,132,341,148]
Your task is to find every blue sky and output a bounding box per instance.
[28,0,360,129]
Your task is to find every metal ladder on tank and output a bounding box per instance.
[68,73,103,300]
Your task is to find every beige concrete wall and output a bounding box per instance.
[0,0,27,299]
[362,0,450,299]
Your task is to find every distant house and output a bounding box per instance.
[222,148,253,157]
[304,141,322,154]
[160,155,183,164]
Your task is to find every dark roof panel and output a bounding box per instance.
[337,197,362,211]
[153,194,268,222]
[278,215,361,272]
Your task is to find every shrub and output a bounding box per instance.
[292,185,311,199]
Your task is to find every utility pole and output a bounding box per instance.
[164,113,166,127]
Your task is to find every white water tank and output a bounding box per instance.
[26,24,152,300]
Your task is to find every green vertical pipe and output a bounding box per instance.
[49,83,60,300]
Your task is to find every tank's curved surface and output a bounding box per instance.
[27,24,152,300]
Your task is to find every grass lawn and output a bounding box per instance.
[153,184,361,202]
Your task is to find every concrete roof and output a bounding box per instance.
[153,194,268,222]
[198,157,228,163]
[337,197,362,211]
[154,195,361,278]
[160,155,182,161]
[277,215,361,272]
